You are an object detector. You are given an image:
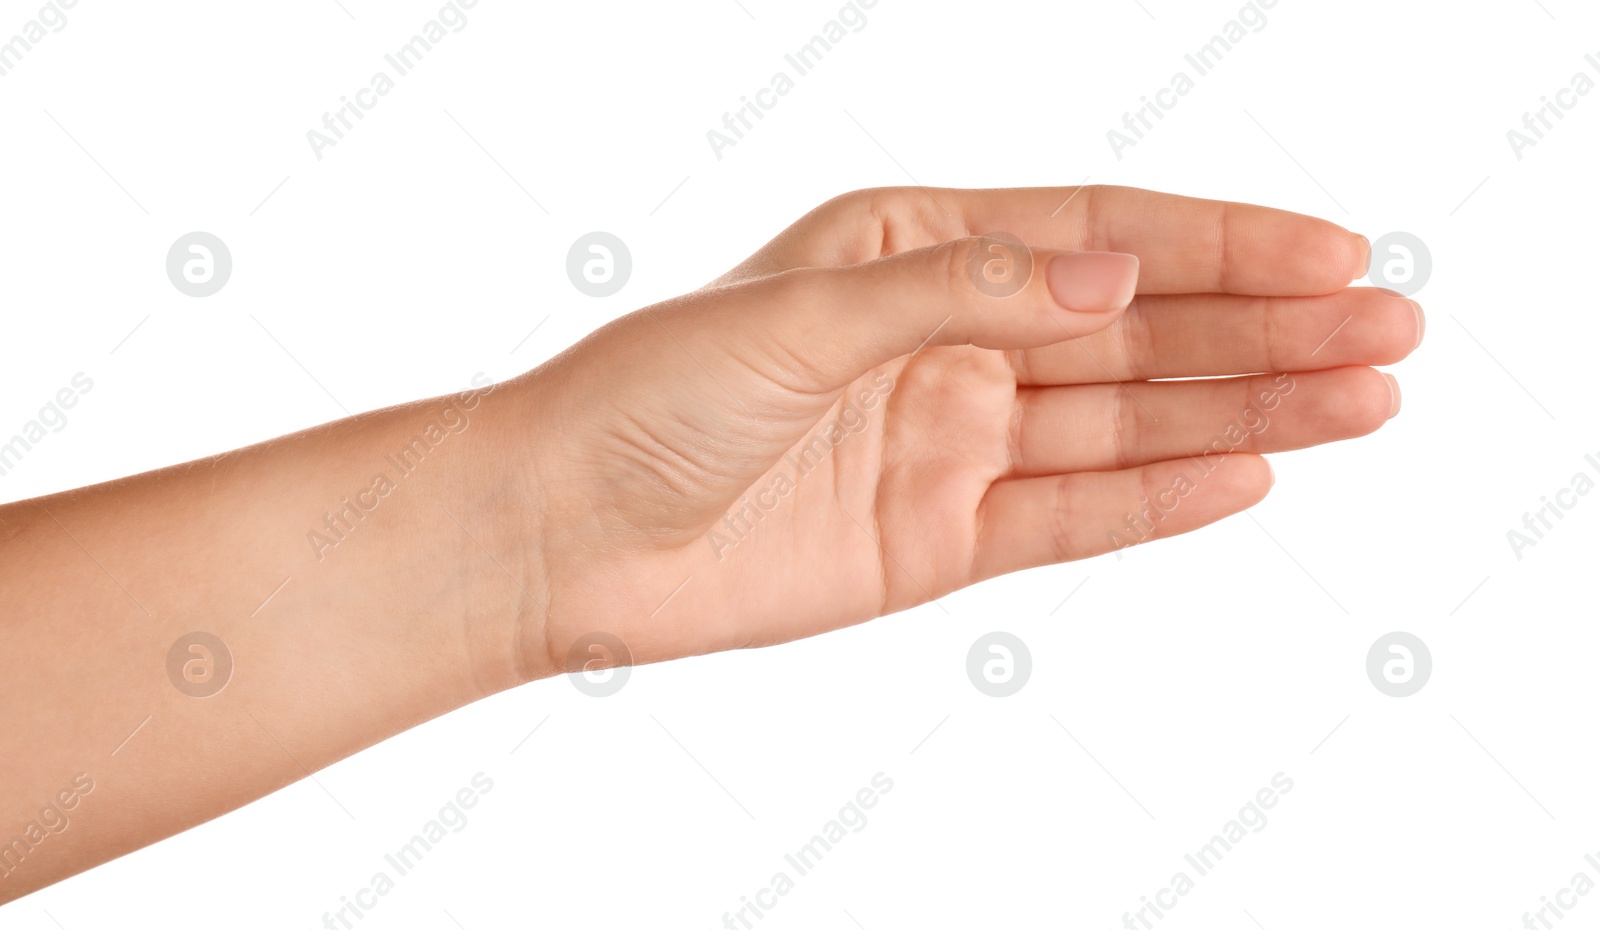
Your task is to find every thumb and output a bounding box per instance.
[707,235,1140,397]
[540,236,1140,538]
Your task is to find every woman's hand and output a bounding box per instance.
[507,185,1420,681]
[0,184,1420,901]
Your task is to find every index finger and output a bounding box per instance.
[748,185,1369,296]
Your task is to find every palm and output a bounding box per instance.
[715,348,1024,641]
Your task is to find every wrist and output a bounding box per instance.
[456,369,561,689]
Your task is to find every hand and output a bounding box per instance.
[506,185,1421,680]
[0,185,1421,898]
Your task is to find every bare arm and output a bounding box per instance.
[1,185,1415,902]
[0,378,540,900]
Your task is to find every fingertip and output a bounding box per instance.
[1261,217,1376,296]
[1359,289,1426,365]
[1233,453,1275,505]
[1307,366,1402,436]
[1194,453,1274,513]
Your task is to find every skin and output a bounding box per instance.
[0,185,1422,902]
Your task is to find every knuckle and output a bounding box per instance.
[1046,474,1083,561]
[936,238,979,292]
[816,186,896,224]
[1110,386,1143,470]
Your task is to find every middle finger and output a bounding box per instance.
[1011,287,1422,385]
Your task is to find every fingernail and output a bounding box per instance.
[1046,251,1139,313]
[1353,234,1372,279]
[1410,300,1425,350]
[1382,372,1401,418]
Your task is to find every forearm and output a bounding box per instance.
[0,374,544,901]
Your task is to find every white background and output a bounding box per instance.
[2,0,1597,927]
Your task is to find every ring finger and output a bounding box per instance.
[1008,366,1400,477]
